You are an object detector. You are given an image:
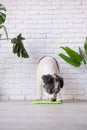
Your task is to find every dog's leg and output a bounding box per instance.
[36,77,43,100]
[57,92,63,102]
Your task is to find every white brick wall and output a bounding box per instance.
[0,0,87,100]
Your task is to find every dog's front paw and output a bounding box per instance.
[35,99,41,101]
[60,100,63,102]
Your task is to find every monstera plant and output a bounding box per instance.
[11,34,29,58]
[59,37,87,67]
[0,3,29,58]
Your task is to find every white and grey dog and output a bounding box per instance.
[36,56,64,102]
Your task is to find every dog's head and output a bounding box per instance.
[42,74,64,101]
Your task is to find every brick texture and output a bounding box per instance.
[0,0,87,100]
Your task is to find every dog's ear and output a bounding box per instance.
[55,74,64,88]
[42,75,54,84]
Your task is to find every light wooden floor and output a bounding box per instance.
[0,100,87,130]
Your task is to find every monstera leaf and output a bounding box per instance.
[59,47,82,67]
[11,34,29,58]
[0,4,8,39]
[61,47,82,63]
[0,3,6,25]
[84,37,87,54]
[78,37,87,64]
[79,47,87,64]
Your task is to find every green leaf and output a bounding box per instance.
[0,4,8,39]
[0,12,6,24]
[61,47,82,63]
[13,44,18,54]
[59,54,81,67]
[0,6,6,11]
[11,34,29,58]
[0,4,6,10]
[82,58,87,64]
[79,47,87,64]
[84,37,87,53]
[0,4,6,25]
[11,38,18,44]
[18,33,25,41]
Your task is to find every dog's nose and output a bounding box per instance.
[51,99,56,102]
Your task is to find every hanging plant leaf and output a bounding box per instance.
[0,4,8,39]
[11,33,29,58]
[0,4,6,25]
[61,47,82,63]
[0,4,6,11]
[59,46,83,67]
[84,37,87,54]
[59,53,81,67]
[79,47,87,64]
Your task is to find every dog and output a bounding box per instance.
[36,56,64,102]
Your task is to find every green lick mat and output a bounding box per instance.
[33,101,62,104]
